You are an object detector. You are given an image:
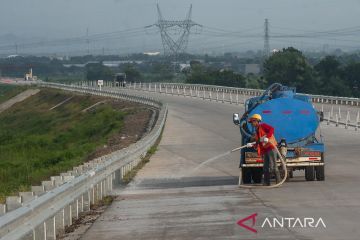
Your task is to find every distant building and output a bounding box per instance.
[24,68,37,81]
[245,64,261,75]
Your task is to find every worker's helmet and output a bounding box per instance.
[248,114,262,122]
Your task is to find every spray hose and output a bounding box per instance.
[231,142,288,189]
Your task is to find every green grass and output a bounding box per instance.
[0,89,127,201]
[0,84,28,104]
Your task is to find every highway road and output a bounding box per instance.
[81,89,360,240]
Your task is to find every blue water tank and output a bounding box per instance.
[247,98,319,144]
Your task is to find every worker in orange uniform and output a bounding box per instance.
[247,114,281,186]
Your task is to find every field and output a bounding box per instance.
[0,88,151,201]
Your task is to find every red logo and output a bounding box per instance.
[237,213,258,233]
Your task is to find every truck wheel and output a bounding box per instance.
[242,168,252,184]
[315,166,325,181]
[305,166,315,181]
[252,168,262,184]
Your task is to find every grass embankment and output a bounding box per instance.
[0,89,127,201]
[0,84,28,103]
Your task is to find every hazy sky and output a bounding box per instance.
[1,0,360,55]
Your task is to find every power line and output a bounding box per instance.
[2,20,360,56]
[0,27,147,51]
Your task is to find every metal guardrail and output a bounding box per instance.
[0,83,168,240]
[94,81,359,131]
[77,80,360,106]
[140,82,360,106]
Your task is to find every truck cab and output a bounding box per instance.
[114,73,127,87]
[233,83,325,184]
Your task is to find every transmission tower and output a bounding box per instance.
[147,4,202,56]
[264,19,270,58]
[86,28,90,55]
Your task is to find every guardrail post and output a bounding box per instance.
[96,181,102,202]
[43,221,47,240]
[110,174,114,191]
[92,187,95,205]
[190,87,193,97]
[104,177,108,195]
[76,199,79,219]
[107,176,110,194]
[81,194,84,212]
[69,205,72,226]
[112,173,115,190]
[338,106,342,120]
[53,216,56,240]
[114,169,121,185]
[330,106,334,119]
[0,204,6,216]
[62,208,65,231]
[203,89,205,99]
[336,113,339,127]
[209,90,212,100]
[101,181,104,200]
[222,90,225,103]
[121,166,124,181]
[87,191,91,211]
[97,183,100,202]
[109,173,113,191]
[327,112,330,125]
[216,89,219,101]
[346,110,350,129]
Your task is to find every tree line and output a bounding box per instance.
[1,49,359,97]
[186,47,360,97]
[264,47,359,97]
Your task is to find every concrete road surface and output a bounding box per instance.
[82,90,360,240]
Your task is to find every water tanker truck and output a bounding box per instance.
[233,83,325,184]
